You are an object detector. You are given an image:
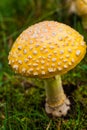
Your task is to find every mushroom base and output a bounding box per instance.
[44,75,70,117]
[45,97,70,117]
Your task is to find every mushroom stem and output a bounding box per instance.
[44,75,70,117]
[82,15,87,29]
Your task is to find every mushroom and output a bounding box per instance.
[8,21,86,117]
[75,0,87,29]
[75,0,87,16]
[65,0,87,29]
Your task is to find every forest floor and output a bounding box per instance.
[0,0,87,129]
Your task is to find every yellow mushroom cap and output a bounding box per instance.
[75,0,87,15]
[8,21,86,78]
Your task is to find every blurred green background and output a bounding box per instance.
[0,0,87,129]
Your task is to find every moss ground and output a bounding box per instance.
[0,0,87,129]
